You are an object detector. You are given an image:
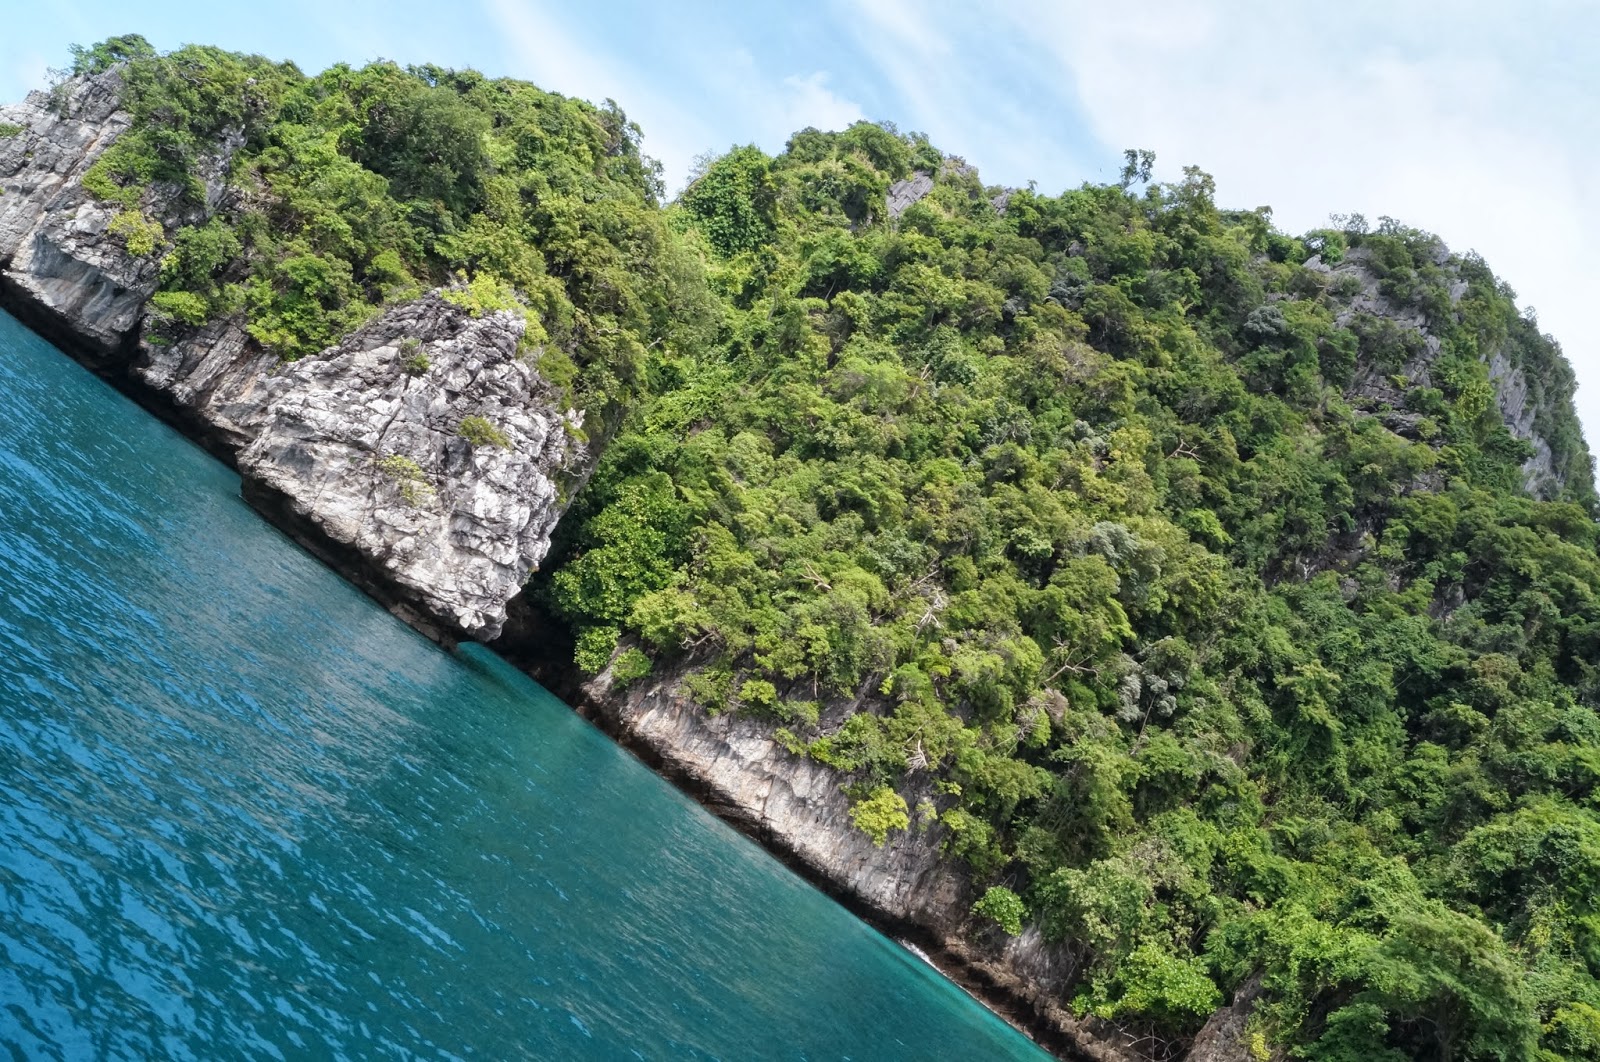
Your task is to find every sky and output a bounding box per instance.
[7,1,1600,455]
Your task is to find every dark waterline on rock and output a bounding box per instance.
[0,309,1049,1060]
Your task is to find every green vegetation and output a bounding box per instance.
[540,132,1600,1059]
[850,786,910,846]
[107,209,163,257]
[973,884,1027,935]
[376,453,433,507]
[458,415,511,449]
[60,35,1600,1060]
[574,624,621,673]
[397,337,430,376]
[0,122,24,138]
[440,273,523,319]
[74,35,712,440]
[611,646,653,685]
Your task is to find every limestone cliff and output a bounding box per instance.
[0,74,584,641]
[238,296,583,639]
[6,69,1593,1062]
[1304,241,1580,498]
[0,71,238,354]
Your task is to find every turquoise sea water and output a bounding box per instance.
[0,309,1049,1061]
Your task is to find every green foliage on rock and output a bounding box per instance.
[61,35,1600,1059]
[69,33,158,75]
[397,337,430,376]
[107,209,163,256]
[538,126,1600,1058]
[850,786,910,847]
[681,146,776,257]
[574,625,620,674]
[74,36,713,433]
[611,647,653,686]
[458,415,510,449]
[973,884,1027,935]
[376,453,433,507]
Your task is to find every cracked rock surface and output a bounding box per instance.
[0,71,238,354]
[0,76,583,642]
[239,294,583,639]
[568,657,1131,1061]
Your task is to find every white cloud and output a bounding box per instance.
[481,2,872,194]
[1009,0,1600,458]
[850,0,949,127]
[775,72,866,138]
[836,0,1095,186]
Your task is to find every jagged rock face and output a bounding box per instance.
[0,74,581,641]
[238,295,582,639]
[134,318,281,453]
[0,72,239,354]
[587,660,969,920]
[886,172,935,219]
[1187,976,1269,1062]
[1305,245,1564,497]
[575,657,1130,1061]
[1488,348,1560,497]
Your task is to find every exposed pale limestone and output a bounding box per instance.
[886,171,934,218]
[1,74,583,641]
[574,656,1131,1061]
[0,72,238,354]
[1306,245,1565,496]
[237,294,582,639]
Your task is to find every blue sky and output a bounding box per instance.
[8,2,1600,457]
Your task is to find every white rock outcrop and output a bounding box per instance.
[1,74,584,641]
[239,295,581,639]
[0,71,237,353]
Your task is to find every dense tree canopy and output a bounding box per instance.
[78,38,712,433]
[542,134,1600,1060]
[74,38,1600,1061]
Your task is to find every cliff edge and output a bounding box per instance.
[6,57,1598,1062]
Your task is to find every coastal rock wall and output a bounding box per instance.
[106,293,578,641]
[238,295,582,639]
[0,76,584,642]
[132,317,281,453]
[0,71,237,355]
[554,654,1134,1062]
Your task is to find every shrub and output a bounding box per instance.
[150,289,209,326]
[611,647,652,685]
[108,210,163,257]
[0,123,23,138]
[1103,942,1222,1027]
[574,625,620,673]
[458,415,510,448]
[849,787,909,846]
[441,272,522,317]
[69,33,157,75]
[397,337,430,376]
[376,454,434,507]
[81,158,146,210]
[972,886,1026,936]
[737,677,779,712]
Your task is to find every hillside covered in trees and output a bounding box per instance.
[35,36,1600,1062]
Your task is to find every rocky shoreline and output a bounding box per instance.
[0,274,1134,1062]
[1,71,1146,1062]
[21,64,1574,1062]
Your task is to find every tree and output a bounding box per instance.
[1120,148,1155,189]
